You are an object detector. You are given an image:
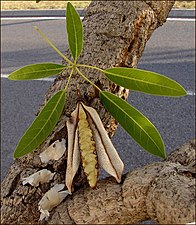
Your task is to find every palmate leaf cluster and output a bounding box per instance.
[8,2,186,159]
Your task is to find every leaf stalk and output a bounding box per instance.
[76,64,104,73]
[34,26,73,65]
[76,68,102,93]
[64,68,75,91]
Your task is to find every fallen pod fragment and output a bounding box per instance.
[39,139,66,163]
[22,169,55,187]
[38,184,70,221]
[66,102,124,192]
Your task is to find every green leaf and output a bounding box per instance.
[100,91,166,159]
[66,2,83,60]
[8,63,66,80]
[14,90,66,158]
[104,67,187,97]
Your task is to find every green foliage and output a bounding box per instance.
[66,2,83,61]
[14,90,65,158]
[104,67,187,97]
[100,91,165,158]
[8,63,66,80]
[8,2,187,159]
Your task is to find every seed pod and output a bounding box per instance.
[66,104,80,193]
[78,103,98,188]
[81,103,124,183]
[65,102,124,192]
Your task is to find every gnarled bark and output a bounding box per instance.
[2,1,194,225]
[48,139,195,225]
[1,140,195,224]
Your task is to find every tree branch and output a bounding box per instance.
[49,139,195,224]
[1,1,183,224]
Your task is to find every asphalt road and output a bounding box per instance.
[1,17,195,180]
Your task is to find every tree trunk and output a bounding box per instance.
[2,1,194,224]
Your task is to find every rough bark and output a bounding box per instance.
[48,139,195,225]
[3,1,193,224]
[1,140,195,224]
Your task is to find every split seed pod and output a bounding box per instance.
[82,103,124,183]
[66,102,124,192]
[66,104,81,193]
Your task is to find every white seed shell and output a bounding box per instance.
[38,184,70,221]
[39,139,66,163]
[22,169,55,187]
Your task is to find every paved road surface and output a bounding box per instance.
[1,17,195,180]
